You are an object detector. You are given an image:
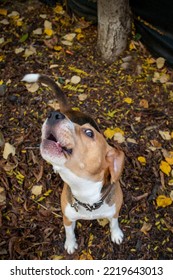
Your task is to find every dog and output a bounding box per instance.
[22,73,124,254]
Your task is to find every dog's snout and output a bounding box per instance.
[47,111,65,125]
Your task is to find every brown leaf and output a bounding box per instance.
[140,222,152,235]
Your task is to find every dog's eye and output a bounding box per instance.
[84,129,94,138]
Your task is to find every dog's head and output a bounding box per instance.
[41,110,124,183]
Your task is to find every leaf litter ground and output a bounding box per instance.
[0,0,173,260]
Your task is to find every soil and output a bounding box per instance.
[0,0,173,260]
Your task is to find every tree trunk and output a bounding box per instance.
[97,0,131,63]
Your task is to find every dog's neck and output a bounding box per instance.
[53,165,103,205]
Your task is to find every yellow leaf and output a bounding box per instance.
[129,41,136,51]
[54,5,64,14]
[165,152,173,165]
[68,66,89,76]
[160,160,171,176]
[43,189,52,196]
[16,20,23,26]
[171,132,173,138]
[137,156,146,165]
[146,57,155,64]
[75,28,82,33]
[0,9,7,16]
[54,46,62,51]
[44,28,53,36]
[0,80,3,85]
[77,33,84,40]
[104,127,124,139]
[0,55,5,62]
[97,218,109,227]
[113,127,125,135]
[104,128,116,139]
[156,195,172,208]
[79,250,93,260]
[123,97,133,104]
[107,110,116,118]
[51,255,64,260]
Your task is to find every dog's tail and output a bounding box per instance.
[22,74,69,112]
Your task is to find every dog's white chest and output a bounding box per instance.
[65,202,116,221]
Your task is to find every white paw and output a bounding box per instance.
[111,228,124,245]
[64,239,78,254]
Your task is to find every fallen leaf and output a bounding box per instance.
[44,28,53,37]
[156,57,165,69]
[75,28,82,33]
[140,222,152,235]
[77,33,84,40]
[97,218,109,227]
[160,73,169,84]
[123,97,133,104]
[78,93,87,101]
[113,132,125,143]
[0,19,9,25]
[156,195,172,208]
[61,40,72,46]
[44,36,58,49]
[15,47,24,54]
[50,255,64,260]
[0,9,8,16]
[159,130,171,140]
[40,14,47,19]
[54,46,62,51]
[126,138,137,144]
[54,5,64,14]
[48,99,60,110]
[139,99,148,108]
[79,250,93,260]
[24,45,37,58]
[137,156,146,165]
[170,190,173,201]
[0,130,5,147]
[3,142,16,159]
[150,139,162,148]
[31,185,43,196]
[0,37,5,44]
[165,152,173,165]
[0,187,6,207]
[44,20,52,30]
[162,219,173,233]
[8,11,19,18]
[19,33,28,43]
[63,33,76,42]
[25,82,39,93]
[68,66,89,76]
[71,75,81,84]
[160,160,171,176]
[152,72,160,83]
[33,28,42,35]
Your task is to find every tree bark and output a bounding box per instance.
[97,0,131,63]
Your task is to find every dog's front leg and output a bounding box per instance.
[63,215,78,254]
[109,217,124,245]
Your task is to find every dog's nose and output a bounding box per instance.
[47,111,65,125]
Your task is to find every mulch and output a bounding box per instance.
[0,0,173,260]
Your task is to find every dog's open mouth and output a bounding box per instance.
[46,133,73,155]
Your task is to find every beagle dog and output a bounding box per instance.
[22,74,124,254]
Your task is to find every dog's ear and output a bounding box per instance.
[106,148,124,183]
